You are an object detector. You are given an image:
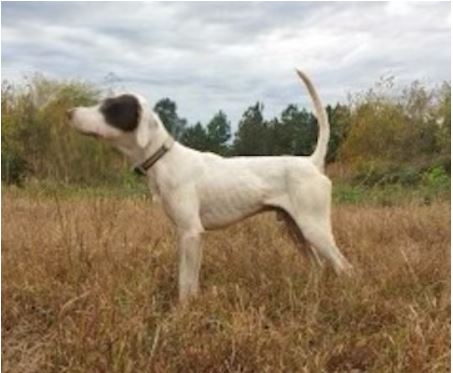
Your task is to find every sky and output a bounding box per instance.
[1,1,451,127]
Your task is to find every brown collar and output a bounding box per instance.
[134,138,174,176]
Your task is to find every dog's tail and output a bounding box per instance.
[296,69,329,172]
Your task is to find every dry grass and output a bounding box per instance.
[2,190,450,372]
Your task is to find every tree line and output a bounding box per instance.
[2,74,450,187]
[155,97,349,163]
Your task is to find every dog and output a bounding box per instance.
[67,69,353,302]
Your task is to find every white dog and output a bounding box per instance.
[67,69,352,302]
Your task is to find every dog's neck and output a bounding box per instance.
[112,121,171,167]
[134,136,175,174]
[140,128,172,165]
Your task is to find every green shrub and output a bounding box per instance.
[1,150,27,185]
[352,161,421,187]
[1,75,132,186]
[340,79,451,176]
[423,166,450,191]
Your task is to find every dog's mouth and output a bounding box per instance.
[66,112,100,139]
[72,126,100,138]
[80,129,100,138]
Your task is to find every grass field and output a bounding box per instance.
[2,187,450,372]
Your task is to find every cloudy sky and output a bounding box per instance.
[1,1,451,126]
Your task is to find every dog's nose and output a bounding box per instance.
[65,108,75,120]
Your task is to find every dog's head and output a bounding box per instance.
[67,93,164,157]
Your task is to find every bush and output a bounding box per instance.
[339,79,451,174]
[1,150,27,185]
[351,161,418,187]
[423,166,450,191]
[1,75,136,186]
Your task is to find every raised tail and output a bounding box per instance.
[295,69,329,172]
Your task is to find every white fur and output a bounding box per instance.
[69,69,352,302]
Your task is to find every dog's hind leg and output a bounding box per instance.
[277,209,322,268]
[287,175,353,275]
[295,218,352,275]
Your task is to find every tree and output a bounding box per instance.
[267,117,289,155]
[267,103,348,161]
[278,104,317,156]
[206,110,231,155]
[153,98,187,140]
[326,104,351,163]
[233,102,269,155]
[181,122,210,151]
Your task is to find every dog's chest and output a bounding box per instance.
[146,176,161,198]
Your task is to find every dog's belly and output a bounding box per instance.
[199,192,266,230]
[197,170,281,230]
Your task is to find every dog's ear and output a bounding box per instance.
[136,120,151,148]
[134,99,155,148]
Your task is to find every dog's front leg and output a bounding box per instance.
[162,186,204,302]
[178,230,202,303]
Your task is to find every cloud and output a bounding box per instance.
[1,2,450,126]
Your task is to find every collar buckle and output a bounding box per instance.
[133,137,174,176]
[133,165,147,176]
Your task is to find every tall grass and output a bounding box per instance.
[2,190,450,372]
